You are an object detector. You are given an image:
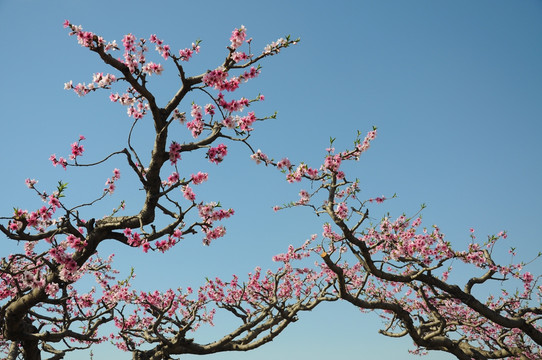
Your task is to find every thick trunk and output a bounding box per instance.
[21,338,41,360]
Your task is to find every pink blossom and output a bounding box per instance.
[186,118,204,138]
[207,144,228,164]
[50,155,68,170]
[335,202,348,220]
[183,185,196,201]
[240,67,260,82]
[148,37,170,58]
[103,168,121,195]
[8,221,20,231]
[161,45,170,59]
[192,42,200,53]
[230,26,247,49]
[92,72,116,87]
[72,83,90,96]
[286,164,308,183]
[48,195,61,209]
[187,103,204,137]
[250,149,269,165]
[238,112,257,131]
[298,190,311,205]
[169,142,182,164]
[204,104,215,115]
[522,272,534,283]
[45,283,60,297]
[263,38,288,55]
[104,178,116,194]
[25,178,37,188]
[323,223,342,241]
[166,172,179,186]
[77,31,95,48]
[306,167,319,179]
[26,211,38,228]
[39,206,52,220]
[219,95,249,112]
[356,129,377,153]
[203,68,228,89]
[70,141,84,160]
[222,116,234,129]
[179,48,194,61]
[277,158,291,170]
[142,62,164,75]
[203,226,227,245]
[66,234,87,250]
[127,106,144,119]
[323,154,341,172]
[122,34,136,52]
[232,51,249,63]
[191,172,209,185]
[142,241,151,253]
[126,231,142,247]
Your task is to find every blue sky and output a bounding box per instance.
[0,1,541,359]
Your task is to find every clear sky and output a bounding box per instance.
[1,1,541,359]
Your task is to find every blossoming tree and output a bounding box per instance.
[2,20,541,360]
[0,22,338,360]
[251,133,542,359]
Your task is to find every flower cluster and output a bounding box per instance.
[202,226,226,246]
[203,68,240,92]
[149,34,171,60]
[169,142,182,165]
[334,202,349,220]
[141,62,164,76]
[104,168,121,195]
[182,185,196,201]
[66,234,88,251]
[178,42,200,61]
[237,112,257,131]
[263,37,289,55]
[198,202,235,245]
[126,101,148,119]
[69,135,85,160]
[154,229,183,253]
[286,163,319,183]
[229,26,246,49]
[250,149,269,165]
[49,154,68,170]
[92,72,117,87]
[64,73,117,96]
[323,154,342,172]
[187,103,204,138]
[191,172,209,185]
[277,158,292,170]
[207,144,228,164]
[123,228,150,252]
